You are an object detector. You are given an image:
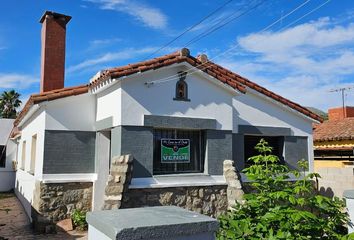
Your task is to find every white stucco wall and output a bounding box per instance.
[15,169,35,219]
[119,67,234,130]
[0,139,17,192]
[45,93,96,131]
[15,108,46,218]
[96,82,121,126]
[94,64,315,168]
[233,90,313,136]
[0,119,16,192]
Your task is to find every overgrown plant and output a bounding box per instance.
[71,209,87,230]
[217,138,352,240]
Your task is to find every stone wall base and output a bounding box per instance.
[121,185,228,217]
[32,181,93,233]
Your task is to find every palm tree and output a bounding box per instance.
[0,90,22,119]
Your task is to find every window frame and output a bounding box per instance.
[29,134,37,175]
[21,141,26,170]
[244,135,285,168]
[173,71,190,102]
[153,128,205,175]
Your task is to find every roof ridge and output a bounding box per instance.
[88,48,322,122]
[15,48,323,126]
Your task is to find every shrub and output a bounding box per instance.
[71,209,88,230]
[217,138,353,239]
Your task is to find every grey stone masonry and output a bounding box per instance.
[43,130,96,174]
[206,130,233,175]
[144,115,217,130]
[238,125,291,136]
[101,154,244,217]
[32,181,93,233]
[122,185,228,217]
[86,206,219,240]
[102,155,133,210]
[284,136,308,170]
[223,160,244,208]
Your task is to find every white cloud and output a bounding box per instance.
[67,47,158,73]
[237,18,354,75]
[89,38,121,47]
[85,0,168,29]
[0,73,38,89]
[218,17,354,110]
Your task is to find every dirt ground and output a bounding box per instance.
[0,193,87,240]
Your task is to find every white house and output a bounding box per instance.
[0,118,16,192]
[11,11,321,230]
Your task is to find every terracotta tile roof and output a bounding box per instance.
[14,85,88,126]
[314,117,354,142]
[90,48,322,122]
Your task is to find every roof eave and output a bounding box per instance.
[16,104,41,129]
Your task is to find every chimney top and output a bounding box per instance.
[328,106,354,121]
[39,10,71,93]
[39,11,72,24]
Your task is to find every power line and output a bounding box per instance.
[184,0,268,47]
[146,0,313,86]
[279,0,331,31]
[329,86,354,117]
[143,0,234,60]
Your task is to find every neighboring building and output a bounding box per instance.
[0,118,16,192]
[314,106,354,169]
[12,11,321,229]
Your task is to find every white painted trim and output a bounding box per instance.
[91,63,181,94]
[17,104,41,128]
[90,62,242,96]
[146,62,241,95]
[41,174,97,183]
[246,88,320,123]
[129,174,227,189]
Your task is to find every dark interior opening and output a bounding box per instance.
[244,135,284,167]
[0,146,6,168]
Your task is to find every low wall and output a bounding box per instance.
[102,155,243,217]
[122,185,228,217]
[314,160,354,169]
[32,181,93,233]
[316,167,354,197]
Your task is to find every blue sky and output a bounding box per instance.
[1,0,354,111]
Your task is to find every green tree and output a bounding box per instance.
[217,139,352,240]
[0,90,22,119]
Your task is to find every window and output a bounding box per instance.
[0,146,6,168]
[21,141,26,170]
[174,71,190,101]
[153,129,205,175]
[244,135,284,167]
[30,135,37,174]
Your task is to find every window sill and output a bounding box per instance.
[173,97,190,102]
[129,174,226,189]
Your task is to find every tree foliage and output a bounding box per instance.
[0,90,21,118]
[217,138,352,240]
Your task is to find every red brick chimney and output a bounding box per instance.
[39,11,71,93]
[328,106,354,121]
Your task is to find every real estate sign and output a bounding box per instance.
[161,139,190,163]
